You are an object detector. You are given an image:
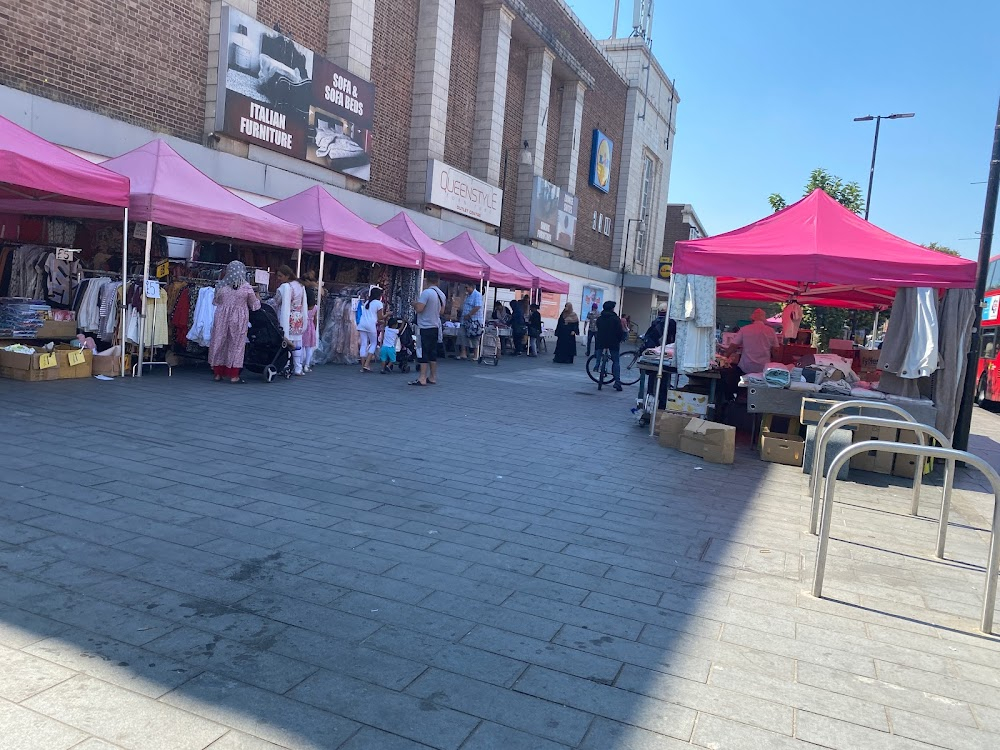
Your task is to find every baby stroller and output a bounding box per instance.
[478,321,501,366]
[395,321,418,374]
[244,305,291,382]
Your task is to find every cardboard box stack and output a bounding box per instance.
[666,389,709,417]
[760,427,805,466]
[850,425,898,474]
[678,419,736,464]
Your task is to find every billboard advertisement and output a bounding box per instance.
[426,160,503,226]
[216,5,375,180]
[589,130,613,193]
[528,176,578,251]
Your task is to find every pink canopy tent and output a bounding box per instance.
[0,114,130,217]
[378,212,484,280]
[102,139,302,376]
[497,245,570,294]
[440,232,533,289]
[263,186,420,268]
[672,190,976,309]
[102,140,302,249]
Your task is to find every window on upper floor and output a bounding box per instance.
[635,154,656,266]
[689,226,701,240]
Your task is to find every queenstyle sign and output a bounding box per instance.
[426,160,503,227]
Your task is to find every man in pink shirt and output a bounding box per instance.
[721,308,779,399]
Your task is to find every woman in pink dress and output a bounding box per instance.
[209,260,260,383]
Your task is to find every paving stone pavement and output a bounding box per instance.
[0,352,999,749]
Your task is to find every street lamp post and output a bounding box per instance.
[854,113,915,220]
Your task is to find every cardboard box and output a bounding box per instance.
[34,320,78,339]
[851,425,898,474]
[656,411,694,450]
[760,428,805,466]
[92,353,121,377]
[53,346,92,379]
[666,389,709,417]
[0,348,60,381]
[678,419,736,464]
[800,398,841,426]
[892,429,930,478]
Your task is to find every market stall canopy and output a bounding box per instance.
[102,139,302,249]
[497,245,570,294]
[672,190,977,309]
[440,232,533,289]
[264,186,420,268]
[0,114,130,217]
[378,212,485,280]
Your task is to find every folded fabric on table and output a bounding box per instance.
[764,367,792,388]
[790,381,822,393]
[850,387,886,400]
[819,379,852,396]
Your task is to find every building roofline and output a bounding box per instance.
[668,203,708,237]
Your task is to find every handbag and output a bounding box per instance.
[465,318,484,338]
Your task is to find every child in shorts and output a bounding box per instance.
[380,318,402,373]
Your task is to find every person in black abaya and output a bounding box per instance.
[553,303,580,364]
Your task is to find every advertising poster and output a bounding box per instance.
[985,294,1000,322]
[539,293,562,321]
[217,5,375,180]
[582,285,605,315]
[589,130,613,193]
[528,176,578,251]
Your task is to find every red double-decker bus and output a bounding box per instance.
[976,256,1000,404]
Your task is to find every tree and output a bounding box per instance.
[770,169,869,347]
[923,242,961,257]
[769,168,865,215]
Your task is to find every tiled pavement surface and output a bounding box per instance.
[0,352,999,749]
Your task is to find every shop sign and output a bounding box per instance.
[528,176,578,251]
[658,256,672,279]
[155,260,171,279]
[426,160,503,226]
[216,5,375,180]
[984,294,1000,322]
[589,130,613,193]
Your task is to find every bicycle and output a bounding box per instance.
[586,347,641,388]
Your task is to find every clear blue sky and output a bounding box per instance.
[570,1,1000,259]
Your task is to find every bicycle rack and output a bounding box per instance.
[812,440,1000,634]
[809,400,917,497]
[809,416,952,542]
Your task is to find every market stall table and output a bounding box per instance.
[637,361,721,419]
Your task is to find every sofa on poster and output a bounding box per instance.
[217,4,374,180]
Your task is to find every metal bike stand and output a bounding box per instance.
[812,440,1000,634]
[809,416,950,537]
[809,400,917,497]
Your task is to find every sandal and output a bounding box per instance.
[408,380,426,386]
[230,378,246,384]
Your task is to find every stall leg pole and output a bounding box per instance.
[649,274,677,437]
[871,310,880,346]
[317,252,325,333]
[419,269,425,291]
[120,208,129,378]
[480,279,491,361]
[136,220,153,378]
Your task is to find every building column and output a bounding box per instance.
[555,80,586,194]
[514,48,555,240]
[327,0,375,79]
[406,0,456,206]
[471,4,515,186]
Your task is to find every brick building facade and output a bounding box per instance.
[0,0,678,321]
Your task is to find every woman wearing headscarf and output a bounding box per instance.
[273,265,308,375]
[208,260,260,383]
[552,303,580,364]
